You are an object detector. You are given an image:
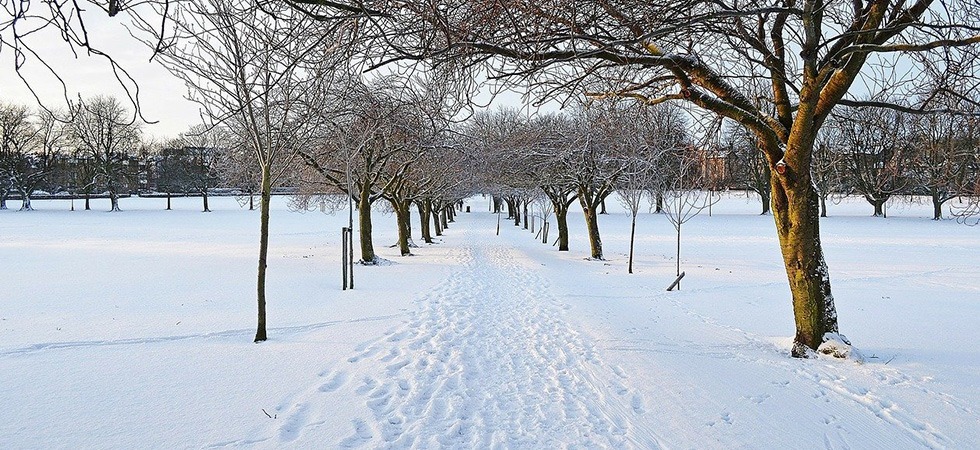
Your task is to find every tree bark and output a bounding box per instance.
[759,188,771,215]
[432,206,443,236]
[771,166,839,357]
[392,199,412,256]
[555,205,570,251]
[819,195,828,218]
[932,192,943,220]
[202,189,210,212]
[523,201,529,229]
[579,194,603,259]
[166,192,172,210]
[358,184,376,263]
[418,201,433,243]
[254,164,272,343]
[84,193,91,210]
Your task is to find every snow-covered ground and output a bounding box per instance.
[1,194,978,449]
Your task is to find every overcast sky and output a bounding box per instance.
[0,13,206,141]
[0,8,561,142]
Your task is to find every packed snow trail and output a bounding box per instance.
[265,227,662,448]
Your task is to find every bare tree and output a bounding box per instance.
[66,96,142,212]
[662,150,718,290]
[0,103,42,210]
[295,77,425,263]
[908,102,980,220]
[724,124,772,215]
[615,162,647,274]
[812,128,847,218]
[832,106,912,217]
[173,124,227,212]
[333,0,980,356]
[142,0,350,342]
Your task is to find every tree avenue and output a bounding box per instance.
[316,0,980,357]
[4,0,980,356]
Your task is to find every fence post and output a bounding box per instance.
[348,227,354,289]
[342,227,349,290]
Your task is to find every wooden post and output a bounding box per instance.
[348,227,354,289]
[666,271,686,291]
[342,227,349,290]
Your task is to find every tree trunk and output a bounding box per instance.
[440,208,449,229]
[418,201,433,244]
[0,193,6,210]
[555,205,570,251]
[655,192,664,213]
[771,168,840,358]
[432,206,443,236]
[202,190,210,212]
[675,222,681,278]
[254,164,272,343]
[19,191,32,211]
[405,204,414,239]
[819,195,828,218]
[85,193,91,210]
[867,194,888,217]
[166,192,172,210]
[523,202,529,229]
[600,198,608,214]
[628,214,636,274]
[249,193,255,211]
[579,196,603,259]
[109,187,121,212]
[760,189,771,215]
[358,185,376,263]
[931,192,943,220]
[393,200,412,256]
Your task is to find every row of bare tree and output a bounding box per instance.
[725,103,980,220]
[8,0,980,355]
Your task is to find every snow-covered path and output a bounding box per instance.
[265,227,661,448]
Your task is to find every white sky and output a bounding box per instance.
[0,12,203,140]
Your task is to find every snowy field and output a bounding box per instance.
[1,194,978,449]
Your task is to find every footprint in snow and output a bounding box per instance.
[318,371,348,393]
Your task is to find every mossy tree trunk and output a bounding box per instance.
[770,140,840,358]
